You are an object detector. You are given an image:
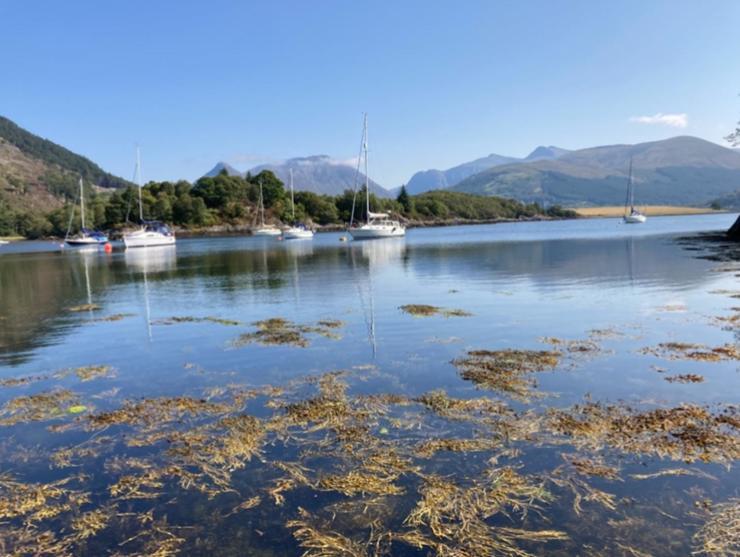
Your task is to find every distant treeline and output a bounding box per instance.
[0,170,576,238]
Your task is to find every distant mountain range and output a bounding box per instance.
[3,113,738,218]
[204,136,740,207]
[451,136,740,207]
[204,155,390,197]
[405,146,571,194]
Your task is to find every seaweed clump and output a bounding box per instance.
[453,349,560,400]
[232,317,343,348]
[664,374,705,384]
[67,303,101,312]
[154,316,241,326]
[549,402,740,464]
[0,389,79,426]
[72,365,115,382]
[399,304,472,318]
[640,342,739,362]
[400,467,567,555]
[692,497,740,556]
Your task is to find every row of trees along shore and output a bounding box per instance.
[0,169,576,239]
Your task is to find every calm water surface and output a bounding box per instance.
[0,214,738,555]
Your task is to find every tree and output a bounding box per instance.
[251,170,285,208]
[396,185,412,214]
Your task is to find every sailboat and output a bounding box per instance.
[65,177,109,246]
[282,169,314,240]
[252,178,281,236]
[349,114,405,239]
[623,158,647,224]
[123,147,176,248]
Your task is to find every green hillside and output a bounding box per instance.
[453,136,740,207]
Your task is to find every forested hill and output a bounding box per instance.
[0,115,132,235]
[0,116,129,189]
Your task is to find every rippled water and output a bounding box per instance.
[0,214,738,556]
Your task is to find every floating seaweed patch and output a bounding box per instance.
[664,373,705,384]
[62,365,116,382]
[639,342,740,361]
[692,498,740,556]
[153,316,242,326]
[548,402,740,464]
[288,508,378,557]
[709,289,740,299]
[67,303,101,312]
[453,349,560,400]
[87,396,231,430]
[402,467,567,556]
[712,312,740,331]
[399,304,472,318]
[0,389,79,426]
[232,317,344,348]
[92,313,135,323]
[560,453,621,480]
[549,465,618,515]
[654,303,688,313]
[629,468,717,481]
[0,372,49,388]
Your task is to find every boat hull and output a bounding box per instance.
[349,226,405,239]
[123,231,176,248]
[283,228,314,240]
[623,214,647,224]
[66,237,108,246]
[252,228,282,236]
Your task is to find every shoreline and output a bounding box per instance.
[572,205,726,218]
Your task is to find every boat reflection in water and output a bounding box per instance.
[124,245,177,340]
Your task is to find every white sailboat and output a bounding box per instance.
[349,114,405,239]
[623,158,647,224]
[123,147,176,248]
[252,178,281,236]
[65,177,109,246]
[283,169,314,240]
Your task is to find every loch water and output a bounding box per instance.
[0,214,738,556]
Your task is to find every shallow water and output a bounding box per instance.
[0,214,738,556]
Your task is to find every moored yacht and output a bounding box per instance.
[252,178,282,236]
[282,169,315,240]
[65,177,109,246]
[123,147,177,248]
[623,158,647,224]
[348,114,405,240]
[123,221,176,248]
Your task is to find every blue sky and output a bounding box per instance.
[2,0,739,187]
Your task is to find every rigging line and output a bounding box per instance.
[64,189,80,241]
[349,114,366,228]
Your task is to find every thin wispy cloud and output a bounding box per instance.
[629,113,688,128]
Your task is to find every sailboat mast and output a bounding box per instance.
[79,177,86,230]
[628,158,634,210]
[290,168,295,221]
[259,179,265,227]
[136,146,143,222]
[364,113,369,225]
[624,158,633,214]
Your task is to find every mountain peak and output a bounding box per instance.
[204,161,243,178]
[525,145,569,161]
